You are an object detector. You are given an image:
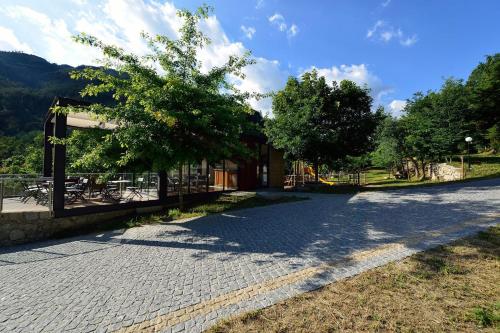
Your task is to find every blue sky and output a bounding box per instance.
[0,0,499,115]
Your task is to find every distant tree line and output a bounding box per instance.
[266,53,499,180]
[372,54,499,178]
[0,25,498,179]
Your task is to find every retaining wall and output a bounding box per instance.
[0,206,162,247]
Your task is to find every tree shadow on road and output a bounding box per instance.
[117,179,500,267]
[1,179,499,269]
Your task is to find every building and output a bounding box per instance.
[42,97,284,217]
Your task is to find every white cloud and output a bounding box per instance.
[269,13,287,32]
[71,0,88,5]
[235,58,288,114]
[0,5,98,65]
[268,13,298,39]
[366,20,384,38]
[287,24,299,38]
[400,34,418,47]
[388,99,406,117]
[240,25,256,39]
[0,0,287,115]
[0,26,33,53]
[255,0,265,9]
[381,0,391,7]
[303,64,393,105]
[366,20,417,47]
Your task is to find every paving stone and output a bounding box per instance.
[0,179,499,332]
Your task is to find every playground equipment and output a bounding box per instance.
[284,161,366,187]
[304,166,335,186]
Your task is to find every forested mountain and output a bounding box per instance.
[0,51,108,136]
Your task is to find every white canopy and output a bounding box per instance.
[52,111,118,130]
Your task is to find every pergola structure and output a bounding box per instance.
[43,96,284,218]
[43,97,170,217]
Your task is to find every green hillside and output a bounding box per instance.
[0,51,110,136]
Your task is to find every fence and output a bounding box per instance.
[285,172,367,187]
[0,176,53,213]
[0,166,237,214]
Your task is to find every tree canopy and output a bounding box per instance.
[54,5,256,172]
[265,70,380,174]
[466,53,500,142]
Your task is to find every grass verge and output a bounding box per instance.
[302,153,500,193]
[208,226,500,333]
[364,153,500,189]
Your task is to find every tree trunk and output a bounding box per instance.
[406,159,410,180]
[178,164,184,211]
[411,158,420,179]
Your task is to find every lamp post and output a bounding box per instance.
[465,136,472,171]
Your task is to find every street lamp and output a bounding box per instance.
[465,136,472,171]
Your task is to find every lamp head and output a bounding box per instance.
[465,137,472,143]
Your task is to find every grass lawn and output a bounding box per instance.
[364,153,500,189]
[208,226,500,332]
[296,153,500,194]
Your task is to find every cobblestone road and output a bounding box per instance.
[1,179,499,332]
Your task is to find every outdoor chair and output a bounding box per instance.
[101,183,121,202]
[126,177,144,201]
[65,179,89,204]
[168,177,179,192]
[20,180,39,203]
[88,177,105,198]
[34,181,50,206]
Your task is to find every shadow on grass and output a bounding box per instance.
[411,226,499,280]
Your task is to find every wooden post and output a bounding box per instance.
[301,161,305,186]
[187,164,191,194]
[461,155,465,179]
[43,121,54,177]
[205,160,209,193]
[0,179,3,213]
[314,160,319,183]
[158,171,167,203]
[178,164,184,211]
[222,160,226,191]
[53,113,67,213]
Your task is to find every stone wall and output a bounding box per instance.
[427,163,463,181]
[0,206,163,247]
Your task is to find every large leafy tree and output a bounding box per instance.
[467,54,500,126]
[371,111,405,175]
[55,5,255,173]
[265,70,380,179]
[265,71,332,178]
[466,53,500,146]
[329,80,381,163]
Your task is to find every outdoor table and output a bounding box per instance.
[108,180,131,197]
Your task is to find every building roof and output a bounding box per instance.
[46,97,118,130]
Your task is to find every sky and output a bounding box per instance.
[0,0,499,116]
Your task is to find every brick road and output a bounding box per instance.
[1,179,499,332]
